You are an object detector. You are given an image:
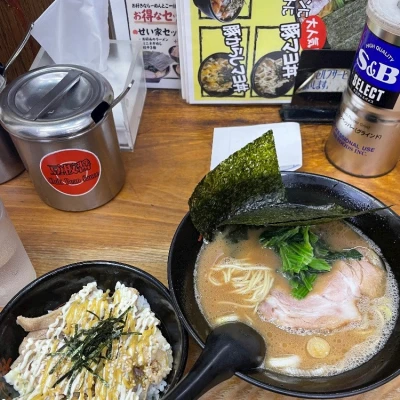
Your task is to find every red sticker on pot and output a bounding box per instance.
[40,149,101,196]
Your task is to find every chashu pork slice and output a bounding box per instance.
[258,259,386,331]
[16,308,62,332]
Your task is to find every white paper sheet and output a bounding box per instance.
[32,0,110,72]
[211,122,302,171]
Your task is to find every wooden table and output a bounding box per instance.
[1,90,400,399]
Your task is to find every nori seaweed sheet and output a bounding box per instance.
[219,203,388,228]
[323,0,368,50]
[188,129,388,240]
[188,131,285,240]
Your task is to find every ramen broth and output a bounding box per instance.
[194,221,398,376]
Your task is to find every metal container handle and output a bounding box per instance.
[25,70,83,121]
[1,23,34,77]
[91,78,135,123]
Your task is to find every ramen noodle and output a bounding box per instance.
[5,282,173,399]
[253,57,290,96]
[200,57,233,93]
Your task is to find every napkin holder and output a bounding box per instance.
[30,40,146,151]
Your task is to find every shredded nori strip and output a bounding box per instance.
[48,307,141,395]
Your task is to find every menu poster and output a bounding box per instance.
[125,0,181,89]
[178,0,346,104]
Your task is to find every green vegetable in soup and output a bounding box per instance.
[260,226,362,299]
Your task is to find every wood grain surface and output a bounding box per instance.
[0,0,52,81]
[1,90,400,399]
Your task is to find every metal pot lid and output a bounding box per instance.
[0,65,114,140]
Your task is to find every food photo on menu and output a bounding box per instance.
[1,0,400,399]
[177,0,369,104]
[126,0,181,89]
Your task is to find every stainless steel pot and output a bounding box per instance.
[0,24,34,184]
[0,61,24,184]
[0,126,24,184]
[0,64,126,211]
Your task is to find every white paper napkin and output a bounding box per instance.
[31,0,110,72]
[211,122,302,171]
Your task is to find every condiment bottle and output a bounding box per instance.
[325,0,400,177]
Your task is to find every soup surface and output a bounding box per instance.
[194,221,398,376]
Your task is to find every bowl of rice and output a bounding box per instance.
[0,260,188,400]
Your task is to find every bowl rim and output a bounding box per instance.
[173,64,180,77]
[168,45,179,63]
[145,65,171,83]
[0,260,189,396]
[167,171,400,398]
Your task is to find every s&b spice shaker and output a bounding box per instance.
[325,0,400,177]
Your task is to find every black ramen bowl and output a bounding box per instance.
[168,172,400,398]
[251,51,295,98]
[193,0,244,22]
[169,46,179,63]
[145,66,171,84]
[0,261,188,399]
[198,52,235,97]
